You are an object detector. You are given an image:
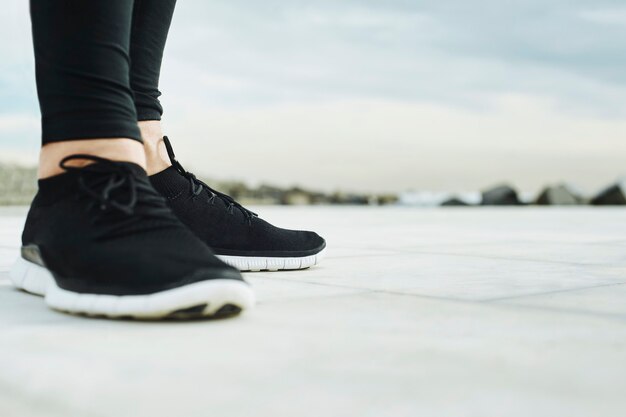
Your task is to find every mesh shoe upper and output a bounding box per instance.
[22,156,243,295]
[149,137,326,257]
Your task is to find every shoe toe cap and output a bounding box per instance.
[294,230,326,254]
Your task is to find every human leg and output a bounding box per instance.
[12,0,253,319]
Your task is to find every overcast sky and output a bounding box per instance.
[1,0,625,193]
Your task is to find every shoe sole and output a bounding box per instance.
[217,248,326,272]
[9,258,255,320]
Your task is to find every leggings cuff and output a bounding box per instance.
[42,118,143,144]
[136,111,162,122]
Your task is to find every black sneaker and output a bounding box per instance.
[10,155,254,319]
[149,137,326,272]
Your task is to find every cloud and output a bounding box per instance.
[165,94,626,193]
[0,0,624,192]
[157,0,626,117]
[579,7,626,25]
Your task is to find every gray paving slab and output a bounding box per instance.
[1,206,625,417]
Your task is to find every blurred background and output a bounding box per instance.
[1,0,625,205]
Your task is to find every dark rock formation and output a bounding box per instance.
[441,197,470,206]
[535,184,583,205]
[590,182,626,205]
[481,184,521,206]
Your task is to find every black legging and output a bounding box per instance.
[30,0,177,144]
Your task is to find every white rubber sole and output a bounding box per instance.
[217,248,326,272]
[9,258,255,320]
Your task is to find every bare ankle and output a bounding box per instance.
[139,120,171,175]
[39,139,146,179]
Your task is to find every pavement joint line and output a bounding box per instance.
[319,247,621,268]
[249,274,487,304]
[485,300,626,324]
[362,288,626,323]
[256,289,377,305]
[482,281,626,303]
[390,249,622,268]
[249,273,626,307]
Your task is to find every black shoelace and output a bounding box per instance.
[162,136,258,225]
[60,154,172,219]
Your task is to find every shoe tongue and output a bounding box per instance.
[149,166,190,199]
[78,160,147,180]
[36,161,149,203]
[115,161,148,178]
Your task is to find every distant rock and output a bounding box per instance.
[481,184,521,206]
[376,194,399,206]
[282,187,313,205]
[329,192,370,205]
[590,180,626,205]
[440,197,471,206]
[535,184,583,205]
